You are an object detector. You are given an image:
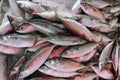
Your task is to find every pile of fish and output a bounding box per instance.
[0,0,120,80]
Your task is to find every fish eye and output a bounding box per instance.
[20,27,24,30]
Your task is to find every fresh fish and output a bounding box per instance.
[80,4,106,22]
[34,11,76,21]
[17,1,46,13]
[71,50,96,62]
[39,65,79,78]
[29,21,68,36]
[61,19,94,41]
[29,18,65,32]
[75,15,116,32]
[62,42,98,58]
[90,23,116,33]
[19,45,55,78]
[99,41,114,70]
[45,58,85,72]
[91,66,114,79]
[77,14,102,27]
[2,0,120,79]
[43,36,87,46]
[0,33,37,47]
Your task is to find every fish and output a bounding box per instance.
[17,1,46,13]
[71,50,96,62]
[75,15,116,32]
[0,33,37,47]
[19,45,55,78]
[43,36,87,46]
[91,23,116,33]
[62,42,98,58]
[61,19,94,41]
[39,65,79,78]
[91,66,114,79]
[80,3,106,22]
[99,41,114,70]
[77,14,103,27]
[45,58,85,72]
[29,21,68,36]
[34,11,76,21]
[2,0,120,79]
